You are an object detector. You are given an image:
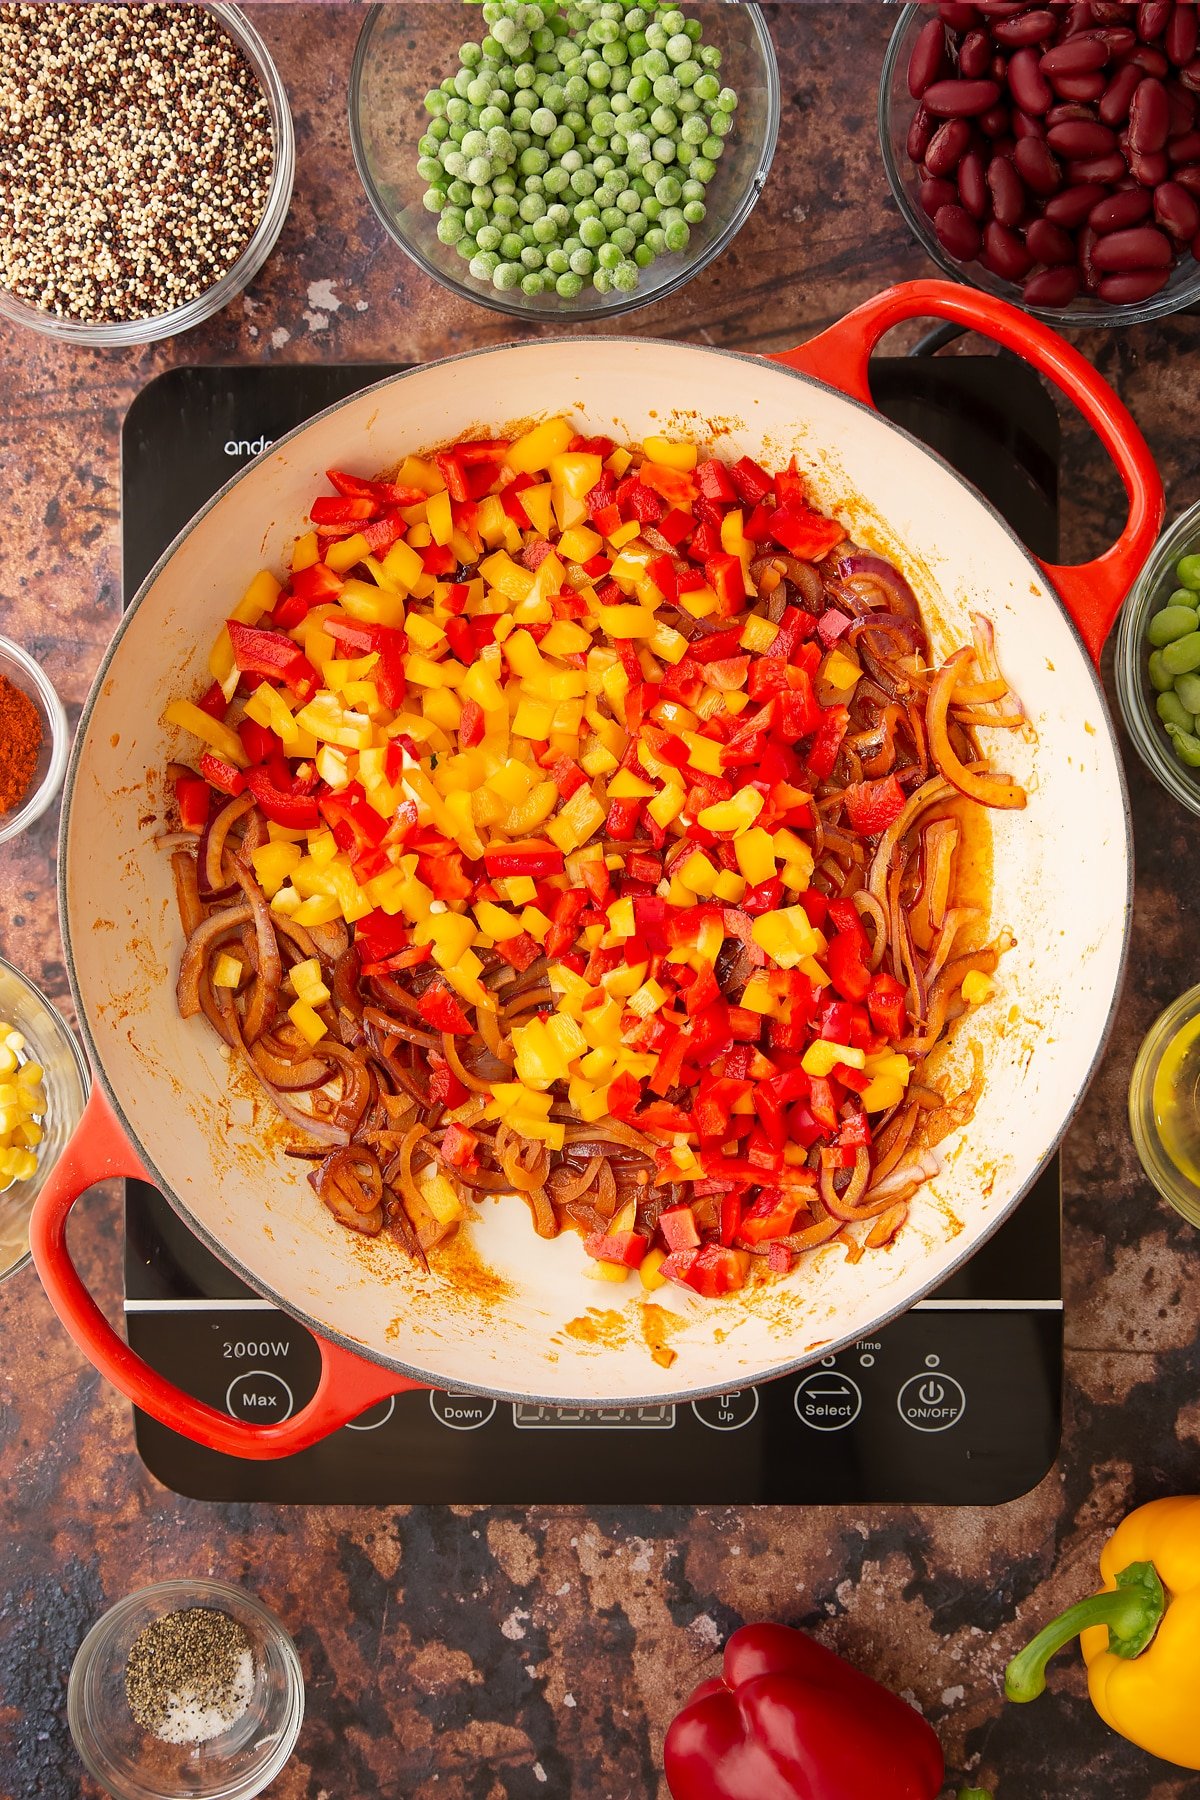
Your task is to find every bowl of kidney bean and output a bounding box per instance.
[881,0,1200,324]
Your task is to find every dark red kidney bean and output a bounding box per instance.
[993,8,1057,46]
[1129,77,1170,152]
[987,152,1028,223]
[1046,102,1099,125]
[978,104,1013,136]
[1025,216,1077,262]
[1013,109,1045,138]
[934,202,984,260]
[1045,180,1108,223]
[1166,1,1199,66]
[990,53,1010,83]
[1063,0,1096,33]
[1078,223,1103,288]
[1128,46,1170,75]
[1100,62,1145,124]
[908,17,948,100]
[982,219,1034,278]
[1024,264,1082,304]
[1051,69,1109,101]
[1097,267,1171,299]
[973,0,1024,13]
[1091,223,1174,265]
[939,2,980,26]
[1169,128,1200,159]
[1047,119,1118,154]
[1040,34,1110,76]
[1154,178,1200,235]
[1138,0,1172,41]
[920,174,961,217]
[1172,161,1200,193]
[957,147,990,218]
[1089,186,1153,229]
[1014,134,1063,191]
[1179,57,1200,95]
[958,29,992,79]
[1165,82,1196,135]
[924,78,1003,117]
[1129,146,1171,183]
[925,116,974,174]
[1102,28,1138,54]
[1091,0,1133,20]
[1008,46,1053,113]
[908,102,934,163]
[1065,150,1129,182]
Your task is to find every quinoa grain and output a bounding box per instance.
[0,4,275,323]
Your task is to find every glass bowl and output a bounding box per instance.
[1115,500,1200,816]
[0,955,89,1283]
[68,1580,304,1800]
[349,0,780,321]
[0,636,69,846]
[1129,984,1200,1229]
[0,5,295,347]
[879,3,1200,327]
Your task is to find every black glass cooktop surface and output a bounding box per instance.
[121,353,1063,1505]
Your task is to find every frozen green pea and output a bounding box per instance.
[425,89,449,117]
[628,212,649,237]
[493,261,524,290]
[418,156,443,183]
[597,241,622,269]
[595,183,617,207]
[531,106,556,135]
[546,202,571,228]
[546,246,570,273]
[663,218,690,252]
[699,45,721,70]
[655,174,682,205]
[497,231,523,259]
[717,86,738,112]
[548,124,575,155]
[565,74,590,104]
[612,259,639,291]
[1177,672,1200,713]
[645,25,667,52]
[579,214,606,247]
[634,242,654,267]
[494,171,517,194]
[643,196,662,222]
[476,223,503,252]
[701,135,724,161]
[1158,691,1195,733]
[666,32,692,63]
[650,108,678,139]
[682,199,706,224]
[653,137,677,163]
[570,246,596,274]
[470,250,501,280]
[511,105,532,131]
[543,165,571,195]
[601,206,625,231]
[519,191,548,221]
[588,61,611,87]
[708,109,733,138]
[464,205,488,233]
[479,104,508,128]
[675,59,701,87]
[653,75,681,104]
[617,188,640,213]
[556,271,585,298]
[1147,604,1199,645]
[1167,723,1200,766]
[589,16,619,42]
[532,214,559,242]
[493,194,519,218]
[519,144,549,174]
[692,156,717,182]
[460,39,483,66]
[592,267,614,293]
[435,211,463,242]
[681,177,705,201]
[628,73,652,103]
[429,118,450,142]
[521,244,545,269]
[594,152,616,175]
[442,149,467,179]
[642,49,669,77]
[1160,631,1200,676]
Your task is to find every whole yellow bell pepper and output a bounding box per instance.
[1006,1495,1200,1769]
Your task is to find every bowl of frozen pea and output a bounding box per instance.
[1116,501,1200,816]
[349,0,779,319]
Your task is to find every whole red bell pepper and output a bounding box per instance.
[664,1622,944,1800]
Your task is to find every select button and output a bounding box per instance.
[225,1370,294,1423]
[794,1370,862,1432]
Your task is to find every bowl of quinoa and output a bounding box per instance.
[0,3,294,344]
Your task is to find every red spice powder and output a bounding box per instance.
[0,674,42,815]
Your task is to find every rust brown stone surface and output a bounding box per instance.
[1,6,1198,1796]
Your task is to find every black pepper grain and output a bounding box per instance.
[0,4,275,323]
[125,1607,254,1743]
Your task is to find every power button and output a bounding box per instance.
[896,1372,966,1433]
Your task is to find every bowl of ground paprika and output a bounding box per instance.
[0,636,69,844]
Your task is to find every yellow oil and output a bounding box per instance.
[1152,1013,1200,1188]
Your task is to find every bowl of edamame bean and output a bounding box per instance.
[1116,500,1200,815]
[349,0,779,319]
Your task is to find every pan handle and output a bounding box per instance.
[29,1085,425,1461]
[769,277,1164,665]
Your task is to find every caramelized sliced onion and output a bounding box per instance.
[927,650,1026,810]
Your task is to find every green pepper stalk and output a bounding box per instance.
[1005,1561,1166,1703]
[958,1789,993,1798]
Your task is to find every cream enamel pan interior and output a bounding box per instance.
[62,333,1129,1405]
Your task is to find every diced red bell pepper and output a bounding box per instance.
[648,1025,688,1097]
[459,698,485,747]
[358,513,407,556]
[647,553,679,602]
[658,507,695,547]
[804,704,850,782]
[605,796,641,840]
[639,462,696,507]
[417,979,473,1035]
[720,1191,743,1247]
[729,455,774,507]
[419,847,473,905]
[494,931,544,971]
[867,971,908,1040]
[808,1076,839,1133]
[428,1055,470,1109]
[356,909,410,963]
[684,1243,748,1297]
[777,675,822,739]
[227,621,318,702]
[696,458,738,504]
[658,1205,701,1252]
[311,494,377,526]
[483,841,565,879]
[817,607,852,647]
[175,775,210,833]
[197,752,246,797]
[843,774,907,837]
[606,1071,642,1122]
[434,451,471,504]
[738,1190,800,1246]
[196,680,228,721]
[637,1099,693,1135]
[768,505,845,563]
[545,889,589,959]
[245,766,320,829]
[827,930,873,1003]
[687,520,724,562]
[584,1229,649,1269]
[236,719,281,766]
[705,554,746,616]
[319,783,389,864]
[441,1122,479,1169]
[325,470,427,506]
[617,476,666,523]
[660,1247,701,1287]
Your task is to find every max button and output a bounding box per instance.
[897,1372,966,1432]
[691,1389,760,1431]
[225,1370,294,1422]
[429,1391,498,1431]
[794,1370,862,1431]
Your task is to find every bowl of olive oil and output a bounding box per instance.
[1129,986,1200,1229]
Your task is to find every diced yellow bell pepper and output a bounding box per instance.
[751,907,822,969]
[642,435,698,472]
[511,699,554,741]
[212,953,243,989]
[646,784,685,830]
[338,576,406,627]
[519,483,554,536]
[697,789,764,835]
[739,972,778,1015]
[822,649,861,694]
[480,550,535,603]
[597,604,658,639]
[627,979,666,1019]
[602,961,647,1000]
[678,851,718,897]
[606,769,655,800]
[606,518,642,548]
[396,454,442,494]
[735,827,777,886]
[962,969,995,1004]
[251,840,301,898]
[325,533,372,576]
[862,1076,907,1113]
[292,530,320,572]
[606,895,635,938]
[541,620,593,659]
[557,524,602,564]
[163,699,249,768]
[294,694,374,750]
[547,786,605,854]
[682,732,724,777]
[713,870,747,903]
[426,488,454,547]
[648,622,689,664]
[678,583,717,618]
[419,1167,466,1226]
[740,614,779,655]
[504,779,558,833]
[288,999,328,1047]
[863,1050,912,1084]
[474,899,524,941]
[506,417,574,475]
[801,1039,866,1077]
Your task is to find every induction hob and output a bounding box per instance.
[121,353,1063,1506]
